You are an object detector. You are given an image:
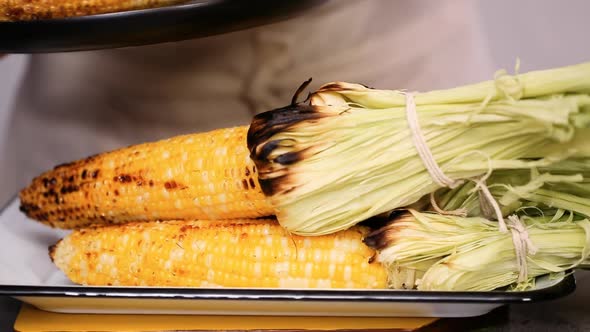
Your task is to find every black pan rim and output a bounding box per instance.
[0,0,327,53]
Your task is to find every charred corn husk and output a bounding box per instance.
[50,219,388,289]
[364,210,590,291]
[248,63,590,236]
[20,126,273,229]
[0,0,185,21]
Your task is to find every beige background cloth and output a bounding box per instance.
[0,0,493,204]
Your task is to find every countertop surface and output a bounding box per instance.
[2,271,590,331]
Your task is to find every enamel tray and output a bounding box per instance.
[0,0,325,53]
[0,198,576,317]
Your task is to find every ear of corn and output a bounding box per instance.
[1,0,185,21]
[20,126,274,229]
[50,219,388,289]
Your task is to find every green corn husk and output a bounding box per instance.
[248,62,590,236]
[434,158,590,219]
[364,210,590,291]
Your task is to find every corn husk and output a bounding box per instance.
[433,158,590,219]
[248,62,590,235]
[364,210,590,291]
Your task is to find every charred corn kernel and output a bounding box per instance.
[50,219,388,289]
[1,0,185,21]
[19,126,273,229]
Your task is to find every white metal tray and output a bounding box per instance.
[0,198,576,317]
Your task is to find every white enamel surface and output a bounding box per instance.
[0,199,72,286]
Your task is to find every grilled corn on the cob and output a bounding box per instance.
[20,126,273,229]
[0,0,185,21]
[50,219,388,289]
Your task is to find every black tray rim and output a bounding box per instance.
[0,197,577,304]
[0,0,218,25]
[0,0,327,53]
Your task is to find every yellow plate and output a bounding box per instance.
[14,304,437,332]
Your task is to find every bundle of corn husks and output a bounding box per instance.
[20,61,590,291]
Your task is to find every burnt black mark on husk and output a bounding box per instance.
[247,79,334,196]
[317,82,373,92]
[247,103,323,196]
[258,175,289,196]
[247,78,326,153]
[247,103,327,154]
[363,211,410,250]
[247,102,324,196]
[291,78,313,105]
[362,232,388,251]
[274,152,302,165]
[256,139,282,161]
[360,210,407,230]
